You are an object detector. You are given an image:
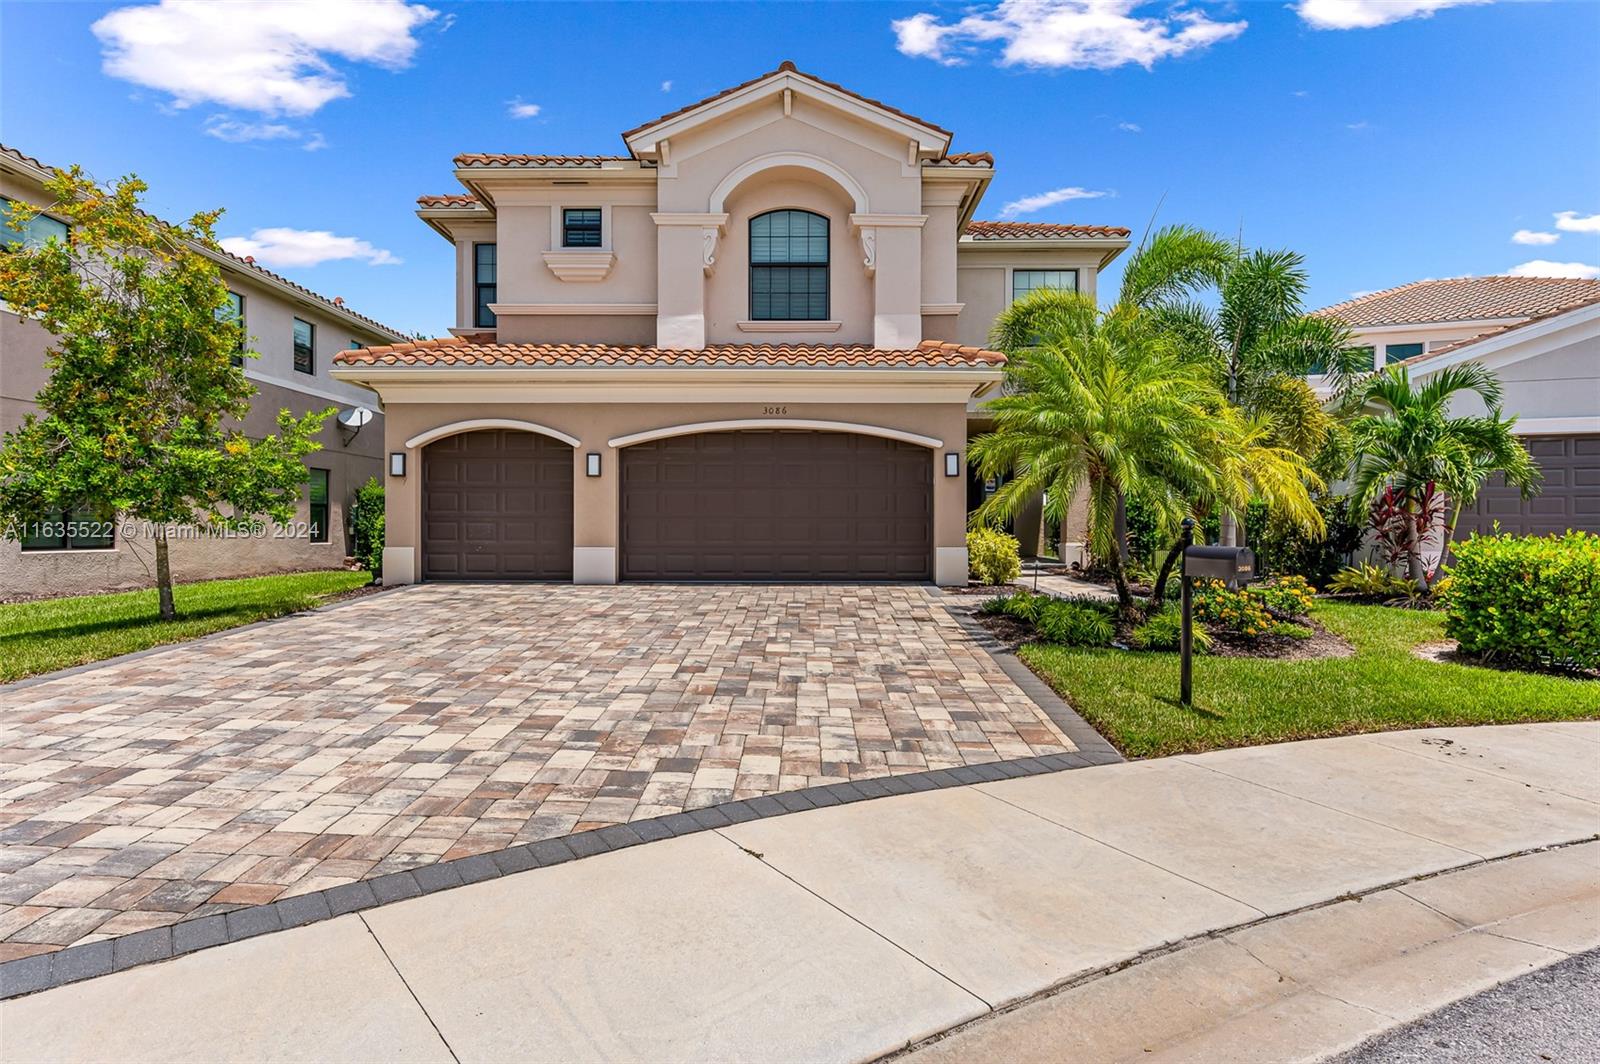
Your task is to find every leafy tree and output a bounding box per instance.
[1349,364,1538,588]
[0,167,330,618]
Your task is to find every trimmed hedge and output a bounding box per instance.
[1444,531,1600,670]
[967,527,1022,585]
[351,477,385,580]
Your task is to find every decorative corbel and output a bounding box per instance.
[858,227,877,276]
[702,226,722,275]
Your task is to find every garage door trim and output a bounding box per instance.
[407,418,581,450]
[609,418,944,450]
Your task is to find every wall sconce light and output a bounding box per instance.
[389,452,407,477]
[585,452,602,477]
[944,452,961,477]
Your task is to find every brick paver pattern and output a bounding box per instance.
[0,584,1072,958]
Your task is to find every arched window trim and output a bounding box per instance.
[748,208,830,322]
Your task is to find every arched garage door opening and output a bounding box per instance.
[422,429,573,581]
[620,430,932,581]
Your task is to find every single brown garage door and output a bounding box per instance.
[1454,434,1599,538]
[621,430,932,581]
[422,429,573,580]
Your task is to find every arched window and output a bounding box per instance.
[749,209,829,321]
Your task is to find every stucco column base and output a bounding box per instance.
[382,546,416,586]
[573,547,618,584]
[935,547,968,587]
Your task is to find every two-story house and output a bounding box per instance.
[1316,276,1600,539]
[1,144,409,598]
[333,62,1129,585]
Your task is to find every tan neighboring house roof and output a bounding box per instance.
[334,337,1005,370]
[1403,289,1600,366]
[963,220,1132,240]
[1315,276,1600,327]
[0,143,408,342]
[620,60,954,146]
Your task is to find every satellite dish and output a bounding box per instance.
[337,407,374,429]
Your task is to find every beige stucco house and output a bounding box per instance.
[333,62,1128,585]
[1317,276,1600,537]
[1,144,408,597]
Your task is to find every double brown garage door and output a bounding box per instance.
[621,431,932,581]
[421,429,933,581]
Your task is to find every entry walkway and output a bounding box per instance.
[2,723,1596,1062]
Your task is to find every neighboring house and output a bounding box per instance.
[1,144,408,597]
[334,62,1128,585]
[1316,276,1600,538]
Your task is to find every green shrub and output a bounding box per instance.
[967,527,1022,585]
[1192,579,1273,637]
[1328,562,1411,599]
[1444,531,1600,669]
[1269,621,1314,640]
[981,590,1047,623]
[1246,493,1363,585]
[1035,601,1115,647]
[350,477,385,580]
[1250,575,1317,619]
[1130,606,1211,653]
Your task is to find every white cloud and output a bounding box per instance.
[92,0,438,117]
[892,1,1246,70]
[506,98,541,119]
[202,114,327,150]
[1117,121,1142,132]
[999,186,1108,219]
[1505,260,1600,280]
[1511,229,1558,246]
[1349,289,1374,299]
[1555,211,1600,234]
[1296,0,1491,31]
[220,228,401,268]
[301,132,328,152]
[1345,120,1370,131]
[661,79,673,92]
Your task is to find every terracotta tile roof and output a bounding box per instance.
[964,220,1132,240]
[416,193,484,208]
[933,152,994,167]
[453,154,633,168]
[1315,276,1600,327]
[335,337,1005,370]
[1401,290,1600,366]
[0,143,407,341]
[621,60,953,144]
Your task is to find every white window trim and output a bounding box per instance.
[549,205,610,252]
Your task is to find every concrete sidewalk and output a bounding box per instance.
[3,722,1597,1063]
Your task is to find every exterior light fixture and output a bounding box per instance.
[586,452,602,477]
[389,452,407,477]
[944,452,961,477]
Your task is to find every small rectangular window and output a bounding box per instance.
[308,468,330,544]
[562,208,602,248]
[1012,270,1079,302]
[474,243,497,328]
[293,317,314,374]
[19,505,115,551]
[1384,342,1424,365]
[1,195,69,250]
[218,291,246,366]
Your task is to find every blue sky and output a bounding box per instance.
[3,0,1596,337]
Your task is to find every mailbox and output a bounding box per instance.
[1183,545,1256,587]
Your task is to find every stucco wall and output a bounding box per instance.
[1433,329,1600,423]
[954,246,1105,348]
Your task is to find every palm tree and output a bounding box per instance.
[1349,364,1538,588]
[971,293,1223,611]
[1137,246,1366,545]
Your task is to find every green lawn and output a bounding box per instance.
[0,570,372,683]
[1019,601,1600,758]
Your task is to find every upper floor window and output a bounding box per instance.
[218,291,245,366]
[293,317,315,374]
[749,209,829,321]
[0,196,69,250]
[562,209,602,248]
[474,243,497,328]
[1384,342,1424,365]
[1012,270,1078,302]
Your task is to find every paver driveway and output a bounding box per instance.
[0,584,1072,959]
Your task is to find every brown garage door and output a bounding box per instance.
[422,430,573,580]
[621,430,932,581]
[1454,434,1599,538]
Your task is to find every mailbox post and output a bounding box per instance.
[1179,533,1257,709]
